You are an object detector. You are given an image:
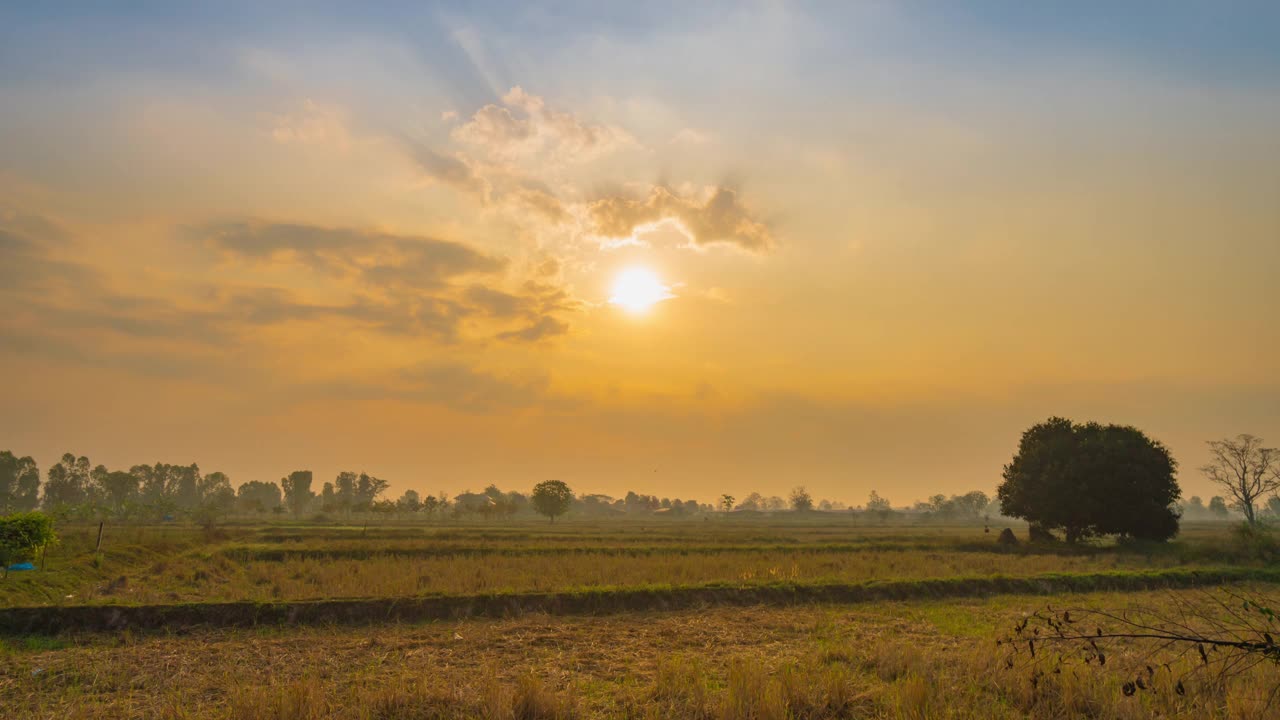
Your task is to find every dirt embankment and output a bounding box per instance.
[2,568,1275,635]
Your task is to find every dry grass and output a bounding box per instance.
[3,588,1278,719]
[4,520,1255,607]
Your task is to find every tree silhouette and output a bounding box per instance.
[998,417,1181,543]
[281,470,315,516]
[531,480,573,523]
[1201,435,1279,525]
[789,486,814,512]
[0,452,40,512]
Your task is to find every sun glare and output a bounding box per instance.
[609,267,673,314]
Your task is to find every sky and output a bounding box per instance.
[2,2,1278,504]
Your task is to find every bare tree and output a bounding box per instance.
[1001,588,1280,710]
[1201,435,1280,525]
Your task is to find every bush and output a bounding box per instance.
[1230,522,1280,562]
[0,511,57,575]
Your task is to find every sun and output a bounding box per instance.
[609,267,674,314]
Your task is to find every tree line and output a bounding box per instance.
[3,425,1275,532]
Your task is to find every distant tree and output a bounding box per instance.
[735,492,763,511]
[789,486,814,512]
[719,494,735,513]
[763,496,786,512]
[42,453,91,510]
[131,464,162,506]
[370,499,397,520]
[421,493,442,519]
[280,471,315,516]
[198,472,233,504]
[953,491,990,518]
[320,481,336,511]
[397,489,422,514]
[172,463,202,510]
[866,491,892,518]
[0,511,56,577]
[1265,496,1280,520]
[0,451,40,512]
[96,469,140,517]
[504,491,527,518]
[997,417,1181,543]
[236,481,282,513]
[334,472,358,513]
[1184,495,1207,517]
[1201,435,1279,525]
[1209,496,1230,518]
[531,480,574,523]
[355,473,389,510]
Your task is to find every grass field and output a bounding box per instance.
[1,517,1277,718]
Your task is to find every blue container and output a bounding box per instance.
[7,562,35,571]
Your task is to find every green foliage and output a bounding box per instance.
[0,511,57,574]
[531,480,574,523]
[998,417,1181,543]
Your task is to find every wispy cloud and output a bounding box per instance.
[588,185,773,252]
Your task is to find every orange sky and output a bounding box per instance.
[2,3,1278,504]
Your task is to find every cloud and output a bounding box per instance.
[496,316,570,343]
[405,141,488,196]
[195,221,506,290]
[0,213,100,294]
[588,186,774,252]
[3,214,580,393]
[451,86,635,163]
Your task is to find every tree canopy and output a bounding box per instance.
[0,511,56,576]
[531,480,574,523]
[997,417,1181,543]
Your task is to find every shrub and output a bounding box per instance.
[0,511,57,575]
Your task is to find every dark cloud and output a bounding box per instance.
[1,212,579,400]
[588,186,773,252]
[496,316,570,343]
[0,216,101,293]
[405,141,487,196]
[464,284,529,318]
[195,221,506,290]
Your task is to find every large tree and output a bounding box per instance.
[1200,434,1279,525]
[531,480,574,523]
[281,470,315,516]
[0,451,40,512]
[997,417,1181,543]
